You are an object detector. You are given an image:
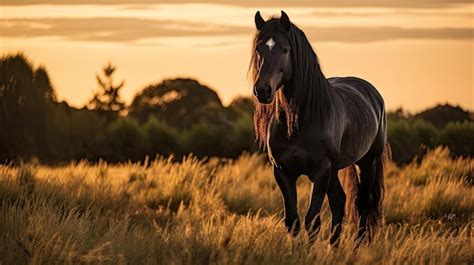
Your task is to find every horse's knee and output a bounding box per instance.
[334,203,345,223]
[328,176,346,222]
[355,190,370,213]
[333,193,346,218]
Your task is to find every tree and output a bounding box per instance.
[414,103,472,129]
[128,78,223,129]
[88,62,125,113]
[0,54,56,161]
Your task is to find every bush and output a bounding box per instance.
[388,120,422,164]
[96,118,148,162]
[180,121,231,157]
[228,112,256,156]
[143,116,179,158]
[388,119,438,164]
[411,119,437,148]
[437,121,474,157]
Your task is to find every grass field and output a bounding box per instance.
[0,147,472,264]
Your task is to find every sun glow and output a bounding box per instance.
[1,2,472,110]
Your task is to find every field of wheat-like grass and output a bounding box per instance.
[0,147,473,264]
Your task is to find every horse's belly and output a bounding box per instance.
[335,122,379,168]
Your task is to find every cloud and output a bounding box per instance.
[0,18,249,42]
[304,26,473,43]
[1,18,472,43]
[310,10,473,18]
[2,0,472,8]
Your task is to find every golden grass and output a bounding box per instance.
[0,147,473,264]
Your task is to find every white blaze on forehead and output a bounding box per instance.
[266,38,276,51]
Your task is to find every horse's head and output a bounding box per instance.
[252,11,293,104]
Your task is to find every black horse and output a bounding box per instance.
[250,11,389,246]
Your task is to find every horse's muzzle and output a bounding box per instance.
[255,85,273,104]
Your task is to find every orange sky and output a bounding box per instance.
[1,2,473,111]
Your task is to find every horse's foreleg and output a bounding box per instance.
[327,170,346,247]
[274,166,300,236]
[305,158,331,244]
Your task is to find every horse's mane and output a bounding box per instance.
[249,19,332,147]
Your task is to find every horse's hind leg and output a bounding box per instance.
[327,169,346,246]
[274,166,300,236]
[355,151,383,246]
[355,155,375,245]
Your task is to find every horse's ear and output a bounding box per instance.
[280,10,291,32]
[255,11,266,30]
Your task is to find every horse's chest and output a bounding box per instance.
[267,134,314,176]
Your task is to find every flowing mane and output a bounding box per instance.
[249,19,332,146]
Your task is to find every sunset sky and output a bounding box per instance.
[1,0,473,112]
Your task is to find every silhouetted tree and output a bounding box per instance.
[414,104,472,128]
[387,107,409,121]
[229,96,253,116]
[0,54,56,161]
[88,62,125,113]
[129,78,223,129]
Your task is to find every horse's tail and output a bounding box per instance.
[341,143,391,238]
[339,164,359,225]
[365,142,391,238]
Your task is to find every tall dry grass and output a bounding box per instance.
[0,147,472,264]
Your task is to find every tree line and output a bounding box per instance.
[0,54,254,163]
[387,106,473,164]
[0,54,472,164]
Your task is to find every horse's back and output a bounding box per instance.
[328,76,385,115]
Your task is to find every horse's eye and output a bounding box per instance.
[282,47,290,54]
[256,45,265,54]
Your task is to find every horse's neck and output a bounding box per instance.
[299,73,333,125]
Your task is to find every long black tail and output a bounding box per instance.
[364,143,391,239]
